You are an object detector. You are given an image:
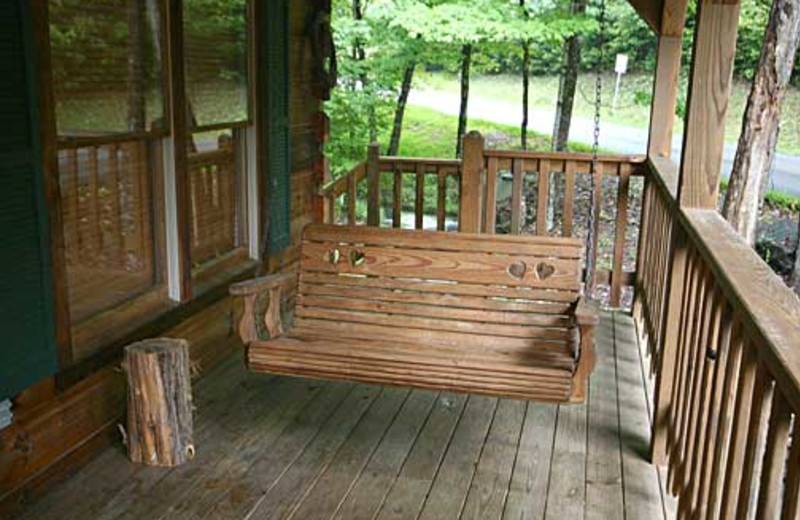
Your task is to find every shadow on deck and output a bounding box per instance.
[17,311,675,520]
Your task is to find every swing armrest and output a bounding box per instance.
[229,273,296,296]
[229,273,297,345]
[570,297,598,403]
[573,297,600,326]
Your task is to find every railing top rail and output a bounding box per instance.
[484,149,647,164]
[680,208,800,411]
[320,161,367,198]
[378,156,462,167]
[647,157,800,412]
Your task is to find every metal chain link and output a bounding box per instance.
[585,0,606,296]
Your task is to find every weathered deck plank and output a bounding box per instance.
[13,313,670,520]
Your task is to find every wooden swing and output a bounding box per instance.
[230,0,611,405]
[230,224,598,403]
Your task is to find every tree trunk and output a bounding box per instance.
[552,0,586,152]
[721,0,800,246]
[456,44,472,158]
[389,61,416,156]
[125,338,194,467]
[127,0,146,132]
[351,0,377,141]
[520,0,530,150]
[521,42,530,150]
[792,213,800,297]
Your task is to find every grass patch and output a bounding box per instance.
[418,71,800,156]
[387,105,596,159]
[719,178,800,213]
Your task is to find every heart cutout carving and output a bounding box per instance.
[507,261,527,280]
[349,249,366,268]
[535,262,556,280]
[324,248,341,265]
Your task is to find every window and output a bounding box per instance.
[48,0,255,363]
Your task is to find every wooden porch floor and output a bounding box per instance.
[17,311,675,520]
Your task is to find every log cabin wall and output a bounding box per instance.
[0,0,327,515]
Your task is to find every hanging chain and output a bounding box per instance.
[584,0,606,296]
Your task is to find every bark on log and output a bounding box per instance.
[124,338,194,467]
[721,0,800,245]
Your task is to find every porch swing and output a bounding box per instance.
[229,0,609,404]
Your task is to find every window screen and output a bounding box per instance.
[183,0,249,128]
[49,0,166,357]
[49,0,167,135]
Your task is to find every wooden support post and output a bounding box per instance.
[648,0,688,159]
[677,0,741,209]
[650,225,686,465]
[166,0,192,299]
[31,0,73,368]
[459,131,484,233]
[366,142,381,227]
[124,338,195,467]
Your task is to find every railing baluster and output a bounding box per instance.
[755,391,792,520]
[347,172,356,226]
[610,163,630,307]
[437,168,446,232]
[484,157,498,234]
[89,145,102,257]
[587,161,604,292]
[511,159,523,235]
[563,160,576,237]
[536,159,549,236]
[415,164,425,230]
[719,343,759,520]
[393,167,402,228]
[705,318,744,519]
[780,419,800,520]
[735,362,773,520]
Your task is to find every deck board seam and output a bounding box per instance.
[240,383,359,520]
[369,391,443,520]
[499,400,531,520]
[315,389,415,520]
[448,396,500,520]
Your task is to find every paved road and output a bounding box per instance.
[409,89,800,197]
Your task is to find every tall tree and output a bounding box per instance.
[388,60,416,155]
[456,44,473,157]
[792,215,800,297]
[520,0,530,149]
[551,0,586,152]
[351,0,378,141]
[721,0,800,245]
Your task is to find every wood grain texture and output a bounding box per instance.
[678,0,740,209]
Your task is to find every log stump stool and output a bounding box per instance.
[124,338,195,467]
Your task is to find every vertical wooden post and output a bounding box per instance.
[459,131,484,233]
[366,142,381,227]
[165,0,192,300]
[647,0,688,159]
[677,0,741,209]
[30,0,73,368]
[651,223,687,465]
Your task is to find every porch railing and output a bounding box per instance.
[637,157,800,519]
[321,136,647,307]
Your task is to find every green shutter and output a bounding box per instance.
[0,1,58,400]
[261,0,292,253]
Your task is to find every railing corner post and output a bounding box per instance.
[367,142,381,227]
[459,131,484,233]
